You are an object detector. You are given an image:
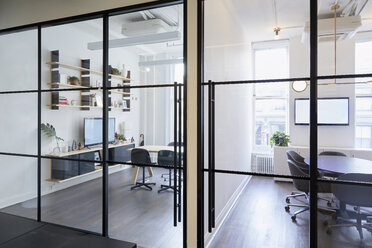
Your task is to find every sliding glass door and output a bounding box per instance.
[0,1,186,247]
[200,0,372,247]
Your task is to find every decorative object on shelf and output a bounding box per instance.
[139,134,144,146]
[122,100,127,108]
[111,67,120,75]
[115,132,126,142]
[78,143,82,150]
[270,131,290,147]
[89,93,97,106]
[59,96,68,105]
[67,76,80,86]
[41,123,64,152]
[121,64,126,77]
[72,140,77,151]
[95,95,103,107]
[131,137,134,143]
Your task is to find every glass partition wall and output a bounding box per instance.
[201,0,372,247]
[0,1,185,248]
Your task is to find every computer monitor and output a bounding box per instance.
[84,118,115,146]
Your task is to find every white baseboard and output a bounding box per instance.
[204,176,252,248]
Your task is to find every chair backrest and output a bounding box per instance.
[332,173,372,207]
[286,150,305,163]
[158,150,174,166]
[319,151,347,157]
[287,160,309,193]
[286,150,308,172]
[131,148,152,165]
[168,142,184,147]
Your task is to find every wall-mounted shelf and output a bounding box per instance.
[47,61,132,81]
[49,82,89,89]
[48,83,131,96]
[50,104,130,110]
[48,50,131,112]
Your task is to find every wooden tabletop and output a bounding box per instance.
[304,155,372,174]
[127,145,184,153]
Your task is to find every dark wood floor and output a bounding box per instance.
[209,176,372,248]
[1,167,182,248]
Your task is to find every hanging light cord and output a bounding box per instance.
[332,4,340,84]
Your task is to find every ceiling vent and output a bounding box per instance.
[122,19,172,37]
[302,15,362,43]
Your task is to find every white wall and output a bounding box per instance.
[289,36,355,148]
[204,43,253,241]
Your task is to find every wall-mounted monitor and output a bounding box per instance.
[294,97,349,126]
[84,118,115,146]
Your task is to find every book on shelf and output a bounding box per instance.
[59,96,68,105]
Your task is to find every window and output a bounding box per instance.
[253,42,289,151]
[355,40,372,148]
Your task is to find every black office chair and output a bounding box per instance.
[319,151,347,157]
[157,150,175,193]
[327,173,372,244]
[286,150,308,172]
[285,160,335,221]
[130,148,156,191]
[161,142,183,180]
[286,150,330,203]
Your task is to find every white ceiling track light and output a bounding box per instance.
[292,3,370,93]
[87,31,181,50]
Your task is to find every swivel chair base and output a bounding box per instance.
[131,167,156,191]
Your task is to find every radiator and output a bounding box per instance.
[251,153,274,174]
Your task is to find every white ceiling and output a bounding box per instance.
[204,0,372,47]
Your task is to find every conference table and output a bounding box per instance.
[127,145,184,184]
[304,155,372,175]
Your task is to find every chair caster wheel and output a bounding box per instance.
[286,198,290,203]
[326,228,332,234]
[285,206,290,212]
[291,216,296,222]
[327,202,332,207]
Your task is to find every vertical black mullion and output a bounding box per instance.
[211,81,215,228]
[37,25,41,222]
[174,82,178,227]
[197,0,205,246]
[102,14,109,237]
[310,0,318,247]
[208,80,212,233]
[178,84,182,222]
[182,0,188,245]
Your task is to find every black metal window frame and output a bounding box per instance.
[197,1,372,248]
[0,0,187,247]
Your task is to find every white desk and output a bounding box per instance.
[129,145,183,184]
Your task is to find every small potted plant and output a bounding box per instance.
[111,67,120,75]
[67,76,80,86]
[41,123,64,152]
[270,131,290,147]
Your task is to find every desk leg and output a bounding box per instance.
[147,167,154,177]
[131,166,139,185]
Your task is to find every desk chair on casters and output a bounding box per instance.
[158,150,175,193]
[326,173,372,246]
[285,160,335,222]
[160,142,184,180]
[286,150,333,207]
[130,148,156,191]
